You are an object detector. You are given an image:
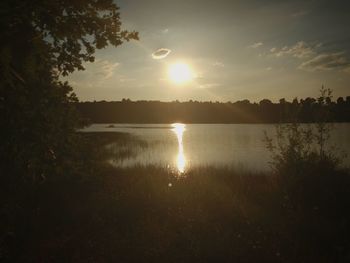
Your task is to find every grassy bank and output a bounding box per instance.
[1,133,350,262]
[3,167,350,262]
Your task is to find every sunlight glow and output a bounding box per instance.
[171,123,186,174]
[168,63,193,84]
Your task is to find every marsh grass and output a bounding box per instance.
[1,132,350,262]
[3,163,350,262]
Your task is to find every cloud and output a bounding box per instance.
[95,60,120,79]
[299,52,350,72]
[213,61,225,67]
[270,41,350,73]
[152,48,171,59]
[272,41,315,58]
[198,83,222,89]
[248,42,263,49]
[162,28,169,34]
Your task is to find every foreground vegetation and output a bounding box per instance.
[1,132,350,262]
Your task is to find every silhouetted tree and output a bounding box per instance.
[346,96,350,104]
[0,0,138,181]
[337,97,344,104]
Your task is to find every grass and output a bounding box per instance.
[1,133,350,262]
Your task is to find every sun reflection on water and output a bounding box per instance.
[171,123,186,174]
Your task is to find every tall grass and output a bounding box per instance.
[2,161,349,262]
[1,118,350,262]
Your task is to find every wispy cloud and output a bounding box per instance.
[248,42,263,49]
[272,41,315,58]
[299,52,350,72]
[199,83,222,89]
[213,61,225,67]
[95,60,120,79]
[271,41,350,73]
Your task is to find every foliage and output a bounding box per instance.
[0,0,138,181]
[264,87,348,220]
[0,78,82,182]
[0,2,138,259]
[76,95,350,123]
[0,0,139,77]
[264,87,343,176]
[2,162,350,262]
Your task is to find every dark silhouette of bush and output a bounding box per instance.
[263,88,350,261]
[264,88,344,176]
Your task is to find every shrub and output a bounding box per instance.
[264,87,343,177]
[263,87,349,215]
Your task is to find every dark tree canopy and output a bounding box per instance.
[0,0,138,180]
[1,0,138,77]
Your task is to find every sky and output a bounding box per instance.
[66,0,350,102]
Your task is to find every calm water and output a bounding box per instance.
[83,123,350,173]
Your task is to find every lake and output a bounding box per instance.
[82,123,350,173]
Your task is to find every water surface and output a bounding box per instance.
[82,123,350,173]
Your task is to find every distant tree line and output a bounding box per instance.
[77,95,350,123]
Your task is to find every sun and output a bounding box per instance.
[168,62,193,84]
